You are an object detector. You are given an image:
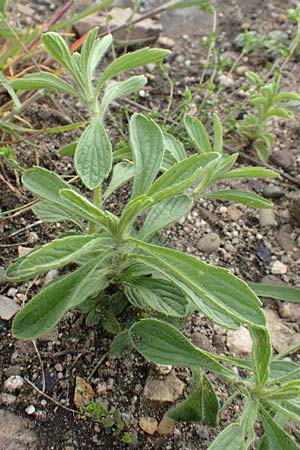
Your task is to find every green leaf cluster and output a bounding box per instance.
[237,72,300,161]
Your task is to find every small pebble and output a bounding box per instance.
[4,375,24,393]
[25,405,36,415]
[271,260,288,275]
[139,416,158,435]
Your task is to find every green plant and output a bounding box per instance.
[10,28,170,190]
[237,71,300,161]
[6,109,280,339]
[129,318,300,449]
[85,401,133,442]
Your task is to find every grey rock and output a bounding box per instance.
[4,365,22,377]
[0,393,17,406]
[226,326,252,356]
[0,409,38,450]
[191,332,213,351]
[288,192,300,226]
[279,303,300,322]
[197,233,221,253]
[263,185,285,199]
[259,209,276,227]
[277,230,296,252]
[0,296,20,321]
[217,74,234,88]
[264,309,296,352]
[44,269,59,285]
[74,7,162,42]
[25,405,36,415]
[143,370,185,404]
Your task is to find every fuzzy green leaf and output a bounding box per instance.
[161,132,186,170]
[137,195,192,240]
[124,277,189,317]
[75,121,112,189]
[147,153,218,203]
[58,141,78,157]
[184,114,212,153]
[129,239,265,328]
[259,407,300,450]
[223,167,280,180]
[249,283,300,303]
[103,162,134,201]
[209,423,246,450]
[96,48,170,93]
[130,113,164,198]
[99,76,147,118]
[33,201,82,227]
[59,189,111,230]
[12,260,110,339]
[201,189,273,208]
[213,114,223,153]
[10,72,82,98]
[6,235,108,281]
[130,319,235,379]
[42,32,73,72]
[169,372,219,425]
[250,327,271,387]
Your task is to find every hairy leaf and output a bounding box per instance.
[10,73,82,98]
[169,372,219,425]
[12,260,110,339]
[6,235,108,281]
[130,114,164,198]
[75,121,112,189]
[259,407,300,450]
[103,162,134,201]
[137,195,192,240]
[249,283,300,303]
[129,239,265,328]
[130,319,235,379]
[184,114,212,153]
[124,277,189,317]
[201,189,273,208]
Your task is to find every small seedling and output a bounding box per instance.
[237,71,300,161]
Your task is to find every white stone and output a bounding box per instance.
[4,375,24,393]
[0,296,20,320]
[226,326,252,356]
[271,260,288,275]
[25,405,36,415]
[264,309,295,352]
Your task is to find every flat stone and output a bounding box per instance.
[0,295,20,320]
[18,246,32,257]
[191,332,213,352]
[259,209,276,227]
[139,416,158,435]
[4,375,24,393]
[288,192,300,226]
[74,377,94,411]
[217,74,234,88]
[279,303,300,322]
[226,326,252,357]
[276,230,296,252]
[0,393,17,406]
[74,7,162,43]
[263,185,285,199]
[227,205,243,221]
[0,409,38,450]
[197,233,221,253]
[158,413,175,435]
[143,370,185,404]
[271,260,288,275]
[264,309,295,352]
